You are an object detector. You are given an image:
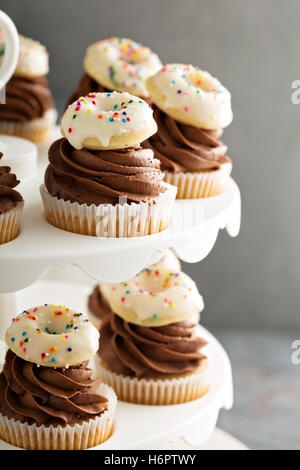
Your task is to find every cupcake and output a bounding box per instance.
[0,35,57,143]
[95,251,209,405]
[66,37,162,108]
[0,152,24,244]
[0,305,117,450]
[143,64,233,198]
[41,91,177,237]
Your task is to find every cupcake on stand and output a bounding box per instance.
[94,250,209,405]
[0,151,24,244]
[41,91,177,237]
[143,64,233,198]
[0,35,57,143]
[0,304,117,450]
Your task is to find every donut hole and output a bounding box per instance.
[39,315,74,335]
[120,49,149,66]
[191,72,220,93]
[137,269,178,293]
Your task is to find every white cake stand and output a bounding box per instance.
[0,279,234,450]
[0,131,241,449]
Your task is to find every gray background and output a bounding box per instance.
[1,0,300,450]
[2,0,299,329]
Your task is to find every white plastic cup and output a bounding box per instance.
[0,10,19,91]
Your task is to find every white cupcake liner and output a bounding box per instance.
[40,182,177,238]
[0,383,117,450]
[164,162,232,199]
[94,357,210,405]
[0,108,57,143]
[0,201,24,244]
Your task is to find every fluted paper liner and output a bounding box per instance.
[0,383,116,450]
[0,201,24,244]
[0,109,57,143]
[95,358,210,405]
[164,163,232,199]
[40,182,177,238]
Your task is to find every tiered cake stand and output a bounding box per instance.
[0,129,241,449]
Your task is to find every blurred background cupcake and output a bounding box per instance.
[0,34,57,143]
[143,64,233,198]
[66,37,162,108]
[0,151,23,244]
[94,250,209,405]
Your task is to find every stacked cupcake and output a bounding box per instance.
[66,37,162,107]
[143,64,233,198]
[0,151,23,244]
[0,305,117,450]
[91,250,209,405]
[0,35,57,142]
[41,91,176,237]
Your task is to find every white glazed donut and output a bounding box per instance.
[84,37,162,98]
[147,63,233,129]
[5,305,99,367]
[61,91,157,150]
[14,35,49,78]
[100,250,204,327]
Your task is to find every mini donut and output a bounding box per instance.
[84,37,162,98]
[14,35,49,78]
[61,91,157,150]
[147,63,233,130]
[100,250,204,327]
[5,305,99,367]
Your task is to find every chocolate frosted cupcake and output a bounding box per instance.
[145,64,233,198]
[66,37,162,108]
[95,251,209,405]
[41,92,176,237]
[0,152,24,244]
[0,35,57,143]
[0,305,117,450]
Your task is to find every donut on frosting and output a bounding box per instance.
[147,64,233,130]
[100,250,204,327]
[14,35,49,78]
[5,305,99,367]
[84,37,162,98]
[61,91,157,150]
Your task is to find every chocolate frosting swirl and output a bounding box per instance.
[88,286,112,320]
[0,350,107,427]
[142,107,231,173]
[0,153,23,214]
[0,76,55,122]
[45,138,165,205]
[65,73,152,109]
[98,313,207,378]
